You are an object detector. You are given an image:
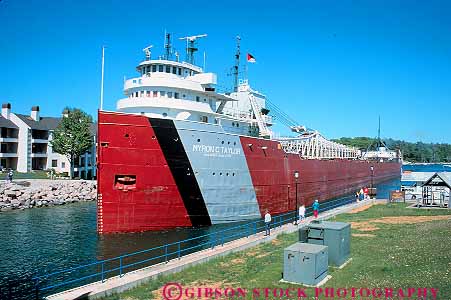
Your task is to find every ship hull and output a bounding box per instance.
[97,111,401,233]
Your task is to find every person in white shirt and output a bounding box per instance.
[298,205,306,223]
[264,210,271,236]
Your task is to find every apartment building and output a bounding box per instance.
[0,103,96,179]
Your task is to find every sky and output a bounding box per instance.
[1,0,450,143]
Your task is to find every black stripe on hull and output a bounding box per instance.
[149,118,212,226]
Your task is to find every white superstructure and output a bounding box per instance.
[116,33,390,160]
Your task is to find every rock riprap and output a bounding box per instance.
[0,180,97,211]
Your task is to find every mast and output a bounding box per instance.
[164,33,172,60]
[100,46,105,110]
[378,115,381,147]
[233,35,241,92]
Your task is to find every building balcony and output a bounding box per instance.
[31,138,49,143]
[31,153,47,158]
[0,153,18,158]
[0,137,18,143]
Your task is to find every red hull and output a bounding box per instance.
[97,111,401,233]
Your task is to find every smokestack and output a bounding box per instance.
[2,103,11,119]
[31,106,40,121]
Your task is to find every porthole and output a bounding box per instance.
[162,113,168,117]
[232,173,235,176]
[124,133,129,138]
[228,141,230,145]
[221,141,224,144]
[152,136,156,140]
[226,173,229,176]
[233,142,236,145]
[197,139,200,142]
[237,123,239,127]
[232,122,235,126]
[212,172,215,176]
[220,172,223,176]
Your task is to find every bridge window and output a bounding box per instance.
[158,65,163,72]
[152,65,157,72]
[135,92,138,97]
[160,91,166,97]
[200,116,208,123]
[167,92,173,98]
[146,91,150,97]
[165,65,171,73]
[153,91,158,97]
[140,91,144,97]
[146,66,150,73]
[174,92,180,99]
[196,96,200,102]
[172,67,177,74]
[178,68,182,75]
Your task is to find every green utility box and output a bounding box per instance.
[283,242,328,286]
[302,221,351,267]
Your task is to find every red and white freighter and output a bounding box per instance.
[97,34,401,233]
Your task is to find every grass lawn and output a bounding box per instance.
[101,203,451,299]
[5,170,50,179]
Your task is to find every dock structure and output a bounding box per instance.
[47,198,381,300]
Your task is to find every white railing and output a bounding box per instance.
[276,131,361,159]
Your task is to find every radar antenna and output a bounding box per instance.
[142,45,153,61]
[179,34,207,64]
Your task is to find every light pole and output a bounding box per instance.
[370,166,374,197]
[294,170,299,224]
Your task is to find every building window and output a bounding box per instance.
[200,116,208,123]
[152,65,157,72]
[153,91,158,97]
[62,162,66,169]
[196,96,200,102]
[174,92,180,99]
[160,91,166,97]
[158,65,163,72]
[178,68,182,75]
[167,92,173,98]
[52,160,57,167]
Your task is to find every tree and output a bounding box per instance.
[51,108,93,178]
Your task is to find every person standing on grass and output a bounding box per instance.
[264,209,271,236]
[298,205,306,223]
[359,188,365,202]
[312,200,320,218]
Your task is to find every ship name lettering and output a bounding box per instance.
[192,144,241,156]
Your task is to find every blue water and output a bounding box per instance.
[402,163,451,173]
[0,167,416,296]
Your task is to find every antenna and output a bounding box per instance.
[142,45,153,60]
[164,33,172,60]
[233,35,241,92]
[175,51,180,62]
[179,34,207,64]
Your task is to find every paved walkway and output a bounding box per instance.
[47,198,379,300]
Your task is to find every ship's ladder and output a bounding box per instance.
[248,93,271,138]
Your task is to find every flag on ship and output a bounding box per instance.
[247,53,256,63]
